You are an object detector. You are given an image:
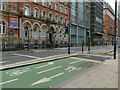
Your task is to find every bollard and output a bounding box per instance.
[82,40,84,52]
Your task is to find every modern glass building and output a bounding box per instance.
[70,0,90,46]
[90,1,104,45]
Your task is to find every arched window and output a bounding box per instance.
[0,1,6,10]
[24,26,28,37]
[41,27,46,37]
[55,2,58,11]
[49,13,53,21]
[65,8,67,15]
[34,8,38,18]
[33,27,37,37]
[60,6,63,13]
[0,21,6,34]
[42,11,46,20]
[49,1,53,9]
[59,30,62,38]
[65,18,67,26]
[42,0,46,6]
[55,15,58,22]
[60,17,63,24]
[24,5,30,16]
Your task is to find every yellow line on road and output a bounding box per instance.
[70,57,101,63]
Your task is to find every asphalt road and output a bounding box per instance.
[1,57,100,88]
[1,45,113,65]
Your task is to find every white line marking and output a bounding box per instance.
[37,66,62,74]
[0,79,18,85]
[70,60,82,65]
[36,62,54,68]
[13,54,40,59]
[31,72,64,86]
[0,61,6,64]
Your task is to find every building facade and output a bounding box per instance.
[90,1,104,45]
[70,0,91,46]
[103,2,115,45]
[0,1,70,50]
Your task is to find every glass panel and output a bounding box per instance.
[34,27,37,37]
[24,26,28,37]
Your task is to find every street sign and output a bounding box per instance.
[10,18,18,29]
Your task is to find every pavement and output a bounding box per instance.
[0,45,118,88]
[55,48,119,88]
[60,59,118,88]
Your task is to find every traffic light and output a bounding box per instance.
[65,26,68,34]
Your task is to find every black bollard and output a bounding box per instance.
[82,40,84,52]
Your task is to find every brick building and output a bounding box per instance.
[0,0,70,50]
[103,2,115,45]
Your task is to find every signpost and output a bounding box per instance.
[9,18,18,50]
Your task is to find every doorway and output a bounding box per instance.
[49,33,52,44]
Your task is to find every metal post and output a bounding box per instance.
[88,37,90,51]
[114,0,117,59]
[82,40,84,52]
[12,31,13,51]
[28,30,29,51]
[68,4,71,54]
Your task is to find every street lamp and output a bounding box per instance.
[114,0,117,59]
[68,4,71,54]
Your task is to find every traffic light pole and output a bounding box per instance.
[114,0,117,59]
[68,4,71,54]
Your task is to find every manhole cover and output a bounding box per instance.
[79,62,97,68]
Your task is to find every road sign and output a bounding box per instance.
[10,18,18,29]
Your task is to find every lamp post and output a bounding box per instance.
[68,4,71,54]
[114,0,117,59]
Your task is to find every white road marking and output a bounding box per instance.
[37,66,62,74]
[31,72,64,86]
[70,60,82,64]
[6,68,30,76]
[65,66,82,72]
[0,61,6,64]
[13,54,40,59]
[36,62,54,68]
[0,79,18,85]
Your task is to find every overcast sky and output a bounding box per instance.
[105,0,120,11]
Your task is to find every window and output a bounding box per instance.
[0,21,6,34]
[59,30,62,37]
[60,6,63,13]
[41,28,45,37]
[55,2,58,11]
[65,8,67,15]
[33,27,37,37]
[25,5,30,16]
[49,13,53,21]
[49,1,53,9]
[42,11,46,20]
[34,8,38,18]
[55,15,58,22]
[24,26,28,37]
[34,0,39,4]
[0,1,6,10]
[65,18,67,26]
[60,17,63,24]
[42,0,46,6]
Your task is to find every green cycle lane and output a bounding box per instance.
[1,57,98,88]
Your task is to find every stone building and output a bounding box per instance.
[0,0,70,50]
